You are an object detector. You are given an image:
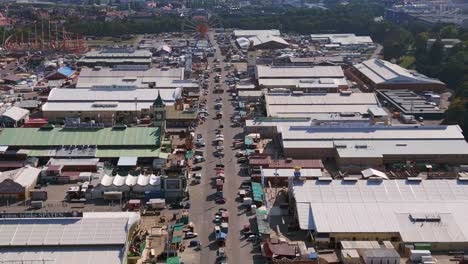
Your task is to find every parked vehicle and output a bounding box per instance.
[192,166,202,171]
[185,232,198,239]
[215,198,226,204]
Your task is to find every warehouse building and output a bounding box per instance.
[377,89,445,120]
[75,66,197,90]
[264,92,381,119]
[310,33,374,48]
[0,166,41,201]
[233,29,281,38]
[78,48,153,67]
[291,179,468,251]
[0,212,139,264]
[348,59,446,92]
[0,126,166,160]
[256,65,348,92]
[42,87,179,125]
[280,125,468,172]
[236,35,289,50]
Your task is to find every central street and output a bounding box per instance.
[187,31,258,264]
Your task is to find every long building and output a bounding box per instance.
[280,125,468,172]
[265,92,380,118]
[310,33,374,48]
[233,29,281,38]
[0,126,166,159]
[0,212,139,264]
[78,48,153,67]
[291,179,468,251]
[256,65,348,92]
[75,66,197,90]
[42,87,179,124]
[348,59,446,92]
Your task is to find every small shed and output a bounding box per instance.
[0,106,29,127]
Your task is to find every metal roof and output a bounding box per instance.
[233,29,281,37]
[281,125,465,141]
[46,88,178,103]
[1,107,29,122]
[257,65,344,79]
[118,157,138,166]
[249,35,289,47]
[0,127,160,147]
[251,182,264,202]
[354,59,444,85]
[0,217,129,246]
[293,179,468,242]
[0,246,124,264]
[57,66,75,77]
[266,93,377,105]
[261,168,322,178]
[0,166,41,188]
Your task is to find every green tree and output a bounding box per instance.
[440,25,459,39]
[428,39,444,65]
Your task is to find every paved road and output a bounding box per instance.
[371,43,383,59]
[188,31,257,264]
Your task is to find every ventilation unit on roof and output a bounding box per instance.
[355,144,367,149]
[343,177,358,181]
[410,213,441,222]
[318,177,333,181]
[335,143,347,149]
[407,177,422,182]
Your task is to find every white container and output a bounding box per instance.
[409,250,431,262]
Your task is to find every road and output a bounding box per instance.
[187,31,258,264]
[371,43,383,59]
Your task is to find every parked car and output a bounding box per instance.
[185,232,198,239]
[215,198,226,204]
[192,166,202,171]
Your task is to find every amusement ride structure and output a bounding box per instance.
[4,20,87,54]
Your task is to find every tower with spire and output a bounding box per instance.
[247,40,257,79]
[152,90,166,133]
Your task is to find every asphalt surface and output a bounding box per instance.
[187,32,259,264]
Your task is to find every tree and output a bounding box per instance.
[440,25,459,39]
[428,39,444,65]
[383,41,406,60]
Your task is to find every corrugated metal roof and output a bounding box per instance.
[251,182,264,202]
[354,59,444,85]
[0,217,130,246]
[1,107,29,122]
[0,246,124,264]
[0,127,160,147]
[233,29,281,37]
[257,65,344,79]
[293,180,468,242]
[57,66,75,77]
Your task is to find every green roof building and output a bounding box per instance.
[0,126,167,158]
